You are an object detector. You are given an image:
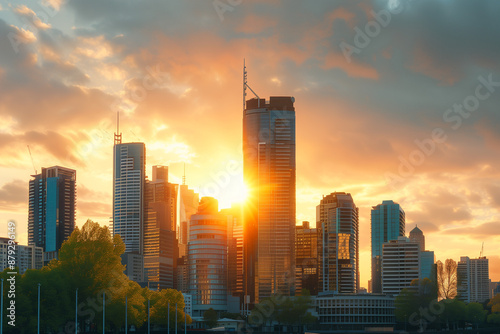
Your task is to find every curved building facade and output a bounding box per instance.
[188,197,227,315]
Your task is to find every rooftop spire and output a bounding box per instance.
[114,110,122,145]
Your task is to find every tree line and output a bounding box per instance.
[0,220,190,333]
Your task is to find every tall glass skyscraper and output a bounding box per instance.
[113,142,146,254]
[243,96,296,303]
[371,200,405,293]
[28,166,76,262]
[317,192,359,293]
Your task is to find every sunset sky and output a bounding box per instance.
[1,0,499,287]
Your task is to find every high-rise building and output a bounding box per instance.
[113,142,146,254]
[178,183,199,257]
[295,221,319,295]
[28,166,76,262]
[317,192,359,294]
[188,197,228,316]
[0,238,43,274]
[220,204,244,299]
[457,256,490,303]
[409,226,425,251]
[371,200,405,293]
[243,96,296,303]
[144,166,179,290]
[381,236,420,296]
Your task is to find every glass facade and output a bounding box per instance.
[28,166,76,257]
[188,198,228,313]
[370,200,405,293]
[113,143,145,254]
[144,166,178,290]
[295,221,319,295]
[317,192,359,294]
[243,97,296,303]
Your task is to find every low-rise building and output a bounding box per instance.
[315,293,395,331]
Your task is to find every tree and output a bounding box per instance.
[203,308,218,328]
[437,259,457,300]
[466,302,487,328]
[149,288,190,328]
[488,293,500,313]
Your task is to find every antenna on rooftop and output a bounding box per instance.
[114,110,122,145]
[243,59,261,109]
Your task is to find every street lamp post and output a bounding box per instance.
[125,295,128,334]
[102,291,105,334]
[1,278,3,334]
[147,296,150,334]
[75,288,78,334]
[37,283,41,334]
[175,303,177,334]
[168,302,170,334]
[184,306,187,334]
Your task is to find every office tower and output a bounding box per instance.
[0,238,43,274]
[113,142,146,253]
[457,256,490,303]
[188,197,228,316]
[176,256,189,293]
[295,221,319,295]
[179,183,199,257]
[409,226,425,251]
[317,192,359,294]
[371,200,405,293]
[243,96,296,303]
[144,166,179,289]
[28,166,76,262]
[420,250,436,282]
[220,204,244,299]
[381,236,420,295]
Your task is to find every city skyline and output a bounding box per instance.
[1,0,500,291]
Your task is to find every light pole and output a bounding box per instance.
[175,303,177,333]
[75,288,78,334]
[184,306,187,334]
[37,283,41,334]
[168,302,170,334]
[147,296,150,334]
[102,291,105,334]
[125,295,128,334]
[1,278,3,334]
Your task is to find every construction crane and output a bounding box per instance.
[27,145,37,174]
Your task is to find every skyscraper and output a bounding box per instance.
[144,166,179,289]
[409,226,425,251]
[317,192,359,293]
[381,236,420,296]
[113,142,146,253]
[295,221,319,295]
[371,200,405,293]
[178,183,199,257]
[220,204,244,299]
[188,197,227,316]
[457,256,490,303]
[243,96,296,303]
[28,166,76,262]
